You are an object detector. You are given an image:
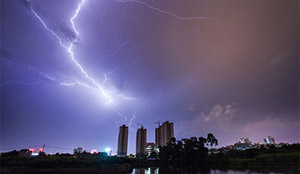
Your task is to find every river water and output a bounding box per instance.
[131,168,282,174]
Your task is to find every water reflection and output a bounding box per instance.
[134,168,159,174]
[132,168,282,174]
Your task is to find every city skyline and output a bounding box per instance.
[0,121,290,155]
[1,0,299,155]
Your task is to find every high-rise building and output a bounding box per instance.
[155,121,174,147]
[136,127,147,157]
[117,124,128,157]
[264,136,275,144]
[155,127,161,146]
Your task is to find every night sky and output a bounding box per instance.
[1,0,299,154]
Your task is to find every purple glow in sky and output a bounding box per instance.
[1,0,299,154]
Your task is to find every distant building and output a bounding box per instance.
[252,142,263,149]
[239,137,252,144]
[145,142,156,156]
[117,125,128,157]
[234,137,252,150]
[264,136,275,145]
[155,121,174,147]
[19,149,32,157]
[136,127,147,157]
[73,147,83,154]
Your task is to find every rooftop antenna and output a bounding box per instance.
[154,121,161,127]
[136,123,144,129]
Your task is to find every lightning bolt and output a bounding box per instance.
[128,111,136,127]
[113,108,128,124]
[114,0,214,21]
[1,56,88,88]
[89,39,129,73]
[113,110,136,131]
[29,0,112,102]
[128,59,139,66]
[101,67,120,85]
[128,111,137,131]
[0,80,44,87]
[27,0,138,124]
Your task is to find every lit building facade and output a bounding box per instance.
[234,137,252,150]
[239,137,252,144]
[136,127,147,157]
[145,142,156,156]
[117,124,128,157]
[264,136,275,145]
[155,121,174,147]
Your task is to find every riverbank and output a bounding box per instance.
[1,163,133,174]
[206,151,299,174]
[1,143,299,173]
[2,154,298,174]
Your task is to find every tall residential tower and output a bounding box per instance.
[117,125,128,157]
[155,121,174,147]
[136,127,147,157]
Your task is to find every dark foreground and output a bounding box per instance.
[1,141,299,174]
[1,152,299,174]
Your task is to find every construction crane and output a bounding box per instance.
[136,123,144,129]
[155,120,175,127]
[154,121,161,127]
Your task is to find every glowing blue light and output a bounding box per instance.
[105,147,111,154]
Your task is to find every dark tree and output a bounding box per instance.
[159,134,218,170]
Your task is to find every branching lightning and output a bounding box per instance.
[125,111,137,131]
[1,56,87,88]
[89,39,129,73]
[27,0,137,123]
[0,80,44,87]
[114,0,214,21]
[101,67,119,85]
[128,111,136,127]
[5,0,213,129]
[28,0,113,102]
[113,108,128,124]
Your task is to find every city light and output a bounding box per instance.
[105,147,111,153]
[90,149,98,154]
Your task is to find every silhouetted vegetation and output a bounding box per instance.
[159,133,218,171]
[1,153,133,173]
[206,143,300,174]
[1,137,299,173]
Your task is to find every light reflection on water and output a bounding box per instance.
[133,168,159,174]
[131,168,282,174]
